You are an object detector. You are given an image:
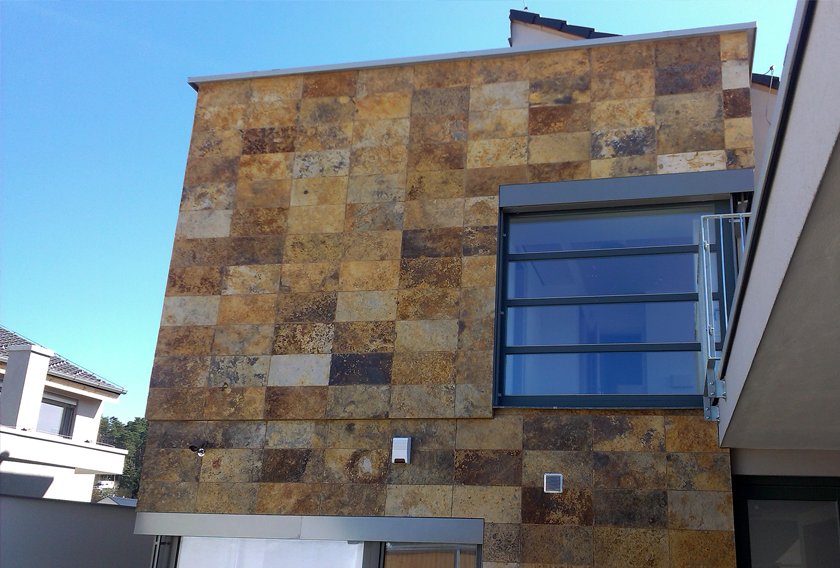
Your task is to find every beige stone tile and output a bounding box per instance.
[290,177,348,206]
[286,205,345,234]
[464,196,498,227]
[355,91,412,120]
[212,324,274,355]
[295,122,352,152]
[456,415,523,450]
[335,290,398,321]
[243,100,298,129]
[591,98,655,130]
[721,59,750,90]
[249,75,303,102]
[221,265,281,295]
[454,383,492,418]
[468,109,528,140]
[280,262,340,293]
[268,354,332,386]
[342,230,403,260]
[175,210,232,239]
[720,31,749,61]
[199,449,262,482]
[467,138,528,168]
[352,118,410,148]
[265,420,328,448]
[338,260,400,291]
[320,483,386,516]
[404,198,465,229]
[591,155,656,179]
[347,174,406,203]
[668,491,734,531]
[462,256,496,288]
[293,149,350,178]
[528,132,590,164]
[217,294,277,325]
[326,385,391,419]
[385,485,453,517]
[391,384,456,418]
[530,49,590,78]
[395,320,459,352]
[193,104,247,132]
[161,296,220,327]
[470,81,529,111]
[350,145,409,176]
[357,66,414,97]
[238,153,294,181]
[657,150,727,174]
[344,202,404,232]
[724,117,753,149]
[195,482,258,514]
[452,486,521,523]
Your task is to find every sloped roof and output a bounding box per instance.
[509,9,618,40]
[97,496,137,507]
[0,326,126,395]
[752,72,781,89]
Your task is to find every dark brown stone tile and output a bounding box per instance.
[594,451,667,490]
[204,420,266,449]
[655,63,722,96]
[203,387,265,420]
[141,448,202,483]
[261,448,324,482]
[591,126,656,159]
[396,288,460,321]
[276,292,337,323]
[593,415,665,452]
[522,450,593,489]
[166,267,222,296]
[465,165,526,197]
[145,388,206,420]
[521,524,593,565]
[723,87,751,119]
[150,356,210,388]
[264,386,328,419]
[594,527,670,568]
[145,420,207,449]
[184,156,239,185]
[385,449,454,484]
[483,523,521,562]
[667,452,731,491]
[329,353,393,385]
[272,323,334,354]
[457,318,494,351]
[401,228,463,258]
[594,489,668,528]
[529,104,591,135]
[320,483,385,516]
[256,482,322,515]
[407,170,465,200]
[409,114,469,145]
[592,43,655,73]
[413,60,471,89]
[524,415,593,451]
[521,487,594,525]
[669,528,736,568]
[333,322,395,353]
[462,226,496,256]
[195,482,258,514]
[407,142,467,172]
[345,202,404,231]
[302,71,357,98]
[454,350,493,384]
[242,126,296,155]
[324,449,390,484]
[527,161,590,182]
[454,450,521,486]
[655,36,721,67]
[398,257,461,288]
[155,326,214,356]
[411,87,470,116]
[529,74,591,107]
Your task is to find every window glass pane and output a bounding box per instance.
[506,302,700,345]
[508,205,714,253]
[384,543,478,568]
[36,401,66,435]
[178,538,364,568]
[504,351,701,395]
[507,254,699,298]
[747,500,840,568]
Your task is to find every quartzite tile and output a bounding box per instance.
[234,179,291,209]
[655,35,721,67]
[668,491,734,530]
[212,324,274,356]
[161,296,220,327]
[197,81,251,107]
[483,523,521,563]
[395,320,459,352]
[591,69,656,102]
[411,87,470,117]
[522,451,593,489]
[342,231,403,261]
[137,481,198,513]
[264,386,328,419]
[261,448,324,483]
[267,354,331,387]
[529,74,591,107]
[203,387,265,420]
[141,448,202,483]
[396,288,460,320]
[180,182,236,211]
[591,155,656,179]
[385,484,453,517]
[390,384,456,418]
[241,126,296,155]
[399,258,461,289]
[249,75,302,102]
[654,91,724,155]
[287,203,346,234]
[723,88,751,119]
[349,146,409,176]
[471,55,530,84]
[407,142,467,172]
[593,451,667,490]
[593,415,666,452]
[344,202,404,232]
[357,66,414,97]
[333,321,395,353]
[208,355,270,387]
[524,415,593,451]
[591,42,655,73]
[454,349,493,384]
[386,449,455,485]
[667,452,731,491]
[529,104,590,135]
[325,385,391,419]
[265,420,327,448]
[456,415,522,450]
[279,263,340,293]
[293,150,350,179]
[238,153,294,182]
[229,207,288,236]
[462,226,496,256]
[204,420,267,449]
[193,104,247,132]
[256,483,321,515]
[275,291,337,322]
[655,62,722,96]
[454,383,492,418]
[320,483,386,516]
[290,176,348,206]
[454,450,522,486]
[335,290,398,321]
[464,165,526,197]
[155,326,215,356]
[175,210,232,239]
[409,114,469,145]
[297,96,356,125]
[327,420,392,449]
[413,60,471,89]
[594,527,669,568]
[200,449,262,482]
[669,528,737,568]
[150,356,211,388]
[295,123,353,152]
[272,323,334,355]
[243,100,298,129]
[355,91,413,121]
[529,132,591,164]
[217,295,277,325]
[324,448,390,484]
[283,233,343,263]
[521,487,594,525]
[338,260,401,291]
[457,317,494,351]
[145,388,206,421]
[468,108,528,141]
[195,482,258,514]
[665,414,721,452]
[452,485,521,524]
[347,174,406,204]
[329,353,393,385]
[302,71,357,98]
[352,118,410,148]
[390,420,456,450]
[527,160,591,182]
[404,198,464,229]
[590,126,656,159]
[594,489,668,528]
[530,49,591,78]
[461,256,496,288]
[726,148,755,170]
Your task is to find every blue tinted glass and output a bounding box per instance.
[504,352,701,395]
[508,204,715,253]
[506,302,699,346]
[507,254,699,298]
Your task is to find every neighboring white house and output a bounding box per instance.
[0,327,128,502]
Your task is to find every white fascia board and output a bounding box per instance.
[187,22,755,90]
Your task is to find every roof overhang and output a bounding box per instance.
[718,0,840,450]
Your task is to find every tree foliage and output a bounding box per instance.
[97,415,148,499]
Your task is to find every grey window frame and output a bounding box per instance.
[37,393,77,437]
[494,169,753,409]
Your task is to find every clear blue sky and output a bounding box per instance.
[0,0,797,421]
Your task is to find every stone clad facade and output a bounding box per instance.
[139,30,753,567]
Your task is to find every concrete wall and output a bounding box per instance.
[139,32,754,568]
[0,495,154,568]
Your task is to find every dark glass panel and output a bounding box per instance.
[747,500,840,568]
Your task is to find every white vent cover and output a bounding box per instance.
[392,437,411,464]
[543,473,563,493]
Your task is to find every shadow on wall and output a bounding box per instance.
[0,451,55,498]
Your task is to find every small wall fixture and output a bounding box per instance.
[189,445,205,457]
[391,437,411,464]
[543,473,563,493]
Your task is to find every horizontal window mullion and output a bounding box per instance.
[504,342,701,354]
[505,293,699,307]
[507,244,698,261]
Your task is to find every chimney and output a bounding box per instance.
[0,344,54,430]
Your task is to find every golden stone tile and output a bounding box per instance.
[320,483,386,516]
[461,256,496,288]
[657,151,727,174]
[594,527,669,568]
[197,80,251,107]
[654,92,724,155]
[470,81,530,111]
[355,91,412,121]
[527,161,591,183]
[188,129,243,160]
[342,230,403,261]
[594,415,665,452]
[184,156,240,186]
[244,100,298,130]
[264,386,328,419]
[347,173,406,203]
[283,233,344,263]
[407,142,467,172]
[454,383,492,418]
[161,296,220,327]
[404,198,465,229]
[325,419,391,449]
[719,32,749,61]
[467,138,528,168]
[249,75,303,103]
[413,60,471,89]
[522,450,593,488]
[390,384,456,418]
[234,179,291,209]
[655,36,720,67]
[350,145,410,176]
[391,352,456,384]
[528,132,590,164]
[217,294,277,325]
[529,74,591,107]
[409,114,468,145]
[338,260,400,291]
[591,42,655,73]
[452,486,521,523]
[352,118,410,149]
[471,55,530,84]
[211,324,274,355]
[323,448,389,483]
[145,388,206,420]
[199,449,262,482]
[530,49,591,78]
[399,258,461,289]
[229,208,287,237]
[297,96,356,125]
[591,98,655,130]
[665,414,723,453]
[396,288,460,320]
[724,117,754,149]
[669,528,736,568]
[195,482,258,514]
[335,290,398,321]
[528,104,591,136]
[194,104,247,132]
[280,262,340,293]
[156,326,215,356]
[591,69,656,102]
[464,196,499,227]
[407,170,465,200]
[395,320,459,352]
[238,153,294,182]
[456,415,523,450]
[141,448,202,482]
[286,205,345,234]
[302,71,357,98]
[203,387,266,420]
[468,109,529,140]
[591,155,656,179]
[357,66,414,97]
[255,482,321,515]
[465,165,526,197]
[385,485,453,517]
[295,122,353,152]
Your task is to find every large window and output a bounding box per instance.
[36,393,76,437]
[496,201,730,408]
